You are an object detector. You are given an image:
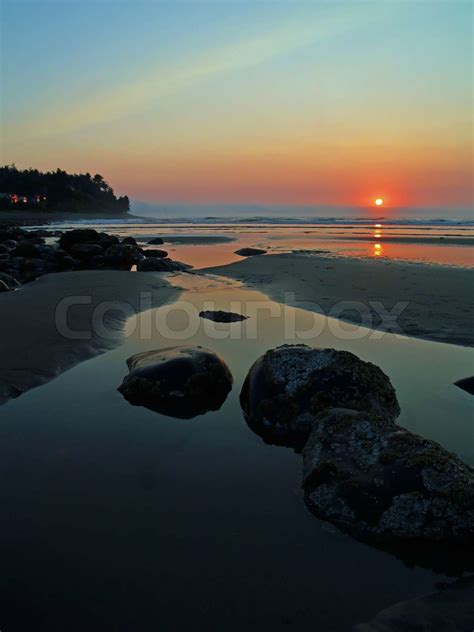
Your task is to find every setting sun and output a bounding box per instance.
[375,198,384,206]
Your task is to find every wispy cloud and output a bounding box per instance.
[10,4,385,140]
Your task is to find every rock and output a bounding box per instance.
[15,257,56,282]
[235,247,266,256]
[353,577,474,631]
[302,408,474,544]
[2,240,17,249]
[143,249,168,258]
[59,228,119,251]
[0,280,10,292]
[0,227,24,243]
[136,257,190,272]
[240,345,400,449]
[103,243,143,269]
[147,237,164,245]
[118,346,233,418]
[0,272,20,289]
[89,255,105,269]
[51,248,70,263]
[70,243,104,260]
[454,376,474,396]
[12,240,41,258]
[23,233,46,244]
[0,244,11,255]
[121,236,138,246]
[199,310,248,323]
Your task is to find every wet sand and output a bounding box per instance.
[1,251,472,408]
[0,271,178,404]
[205,254,474,347]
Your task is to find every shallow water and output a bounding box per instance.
[0,272,473,630]
[47,221,474,268]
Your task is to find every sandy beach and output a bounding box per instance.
[206,254,474,346]
[0,270,178,405]
[2,250,471,408]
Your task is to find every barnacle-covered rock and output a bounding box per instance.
[240,345,400,449]
[302,408,474,544]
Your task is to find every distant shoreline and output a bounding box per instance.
[0,210,134,226]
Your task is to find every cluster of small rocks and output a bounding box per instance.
[0,224,74,286]
[0,225,190,289]
[241,344,474,547]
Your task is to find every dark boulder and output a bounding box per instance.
[118,346,233,418]
[147,237,164,245]
[0,227,24,243]
[143,249,168,259]
[235,248,266,256]
[240,345,400,449]
[121,236,138,246]
[0,280,10,292]
[136,257,190,272]
[0,230,12,244]
[59,228,119,251]
[13,240,41,258]
[15,257,57,282]
[454,376,474,396]
[2,240,17,250]
[103,243,143,269]
[199,310,248,323]
[23,233,46,244]
[89,255,105,269]
[70,243,104,260]
[302,408,474,544]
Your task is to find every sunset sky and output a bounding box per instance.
[2,1,472,210]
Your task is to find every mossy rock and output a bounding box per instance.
[240,345,400,449]
[118,346,233,419]
[302,409,474,544]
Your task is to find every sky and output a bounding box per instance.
[1,0,473,211]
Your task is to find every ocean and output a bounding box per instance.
[43,215,474,268]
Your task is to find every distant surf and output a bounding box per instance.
[52,215,474,227]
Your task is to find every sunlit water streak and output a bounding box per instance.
[45,220,474,268]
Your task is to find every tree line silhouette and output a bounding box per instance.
[0,165,129,214]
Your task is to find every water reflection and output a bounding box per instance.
[47,221,474,268]
[1,272,474,628]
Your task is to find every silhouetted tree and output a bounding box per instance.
[0,165,129,214]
